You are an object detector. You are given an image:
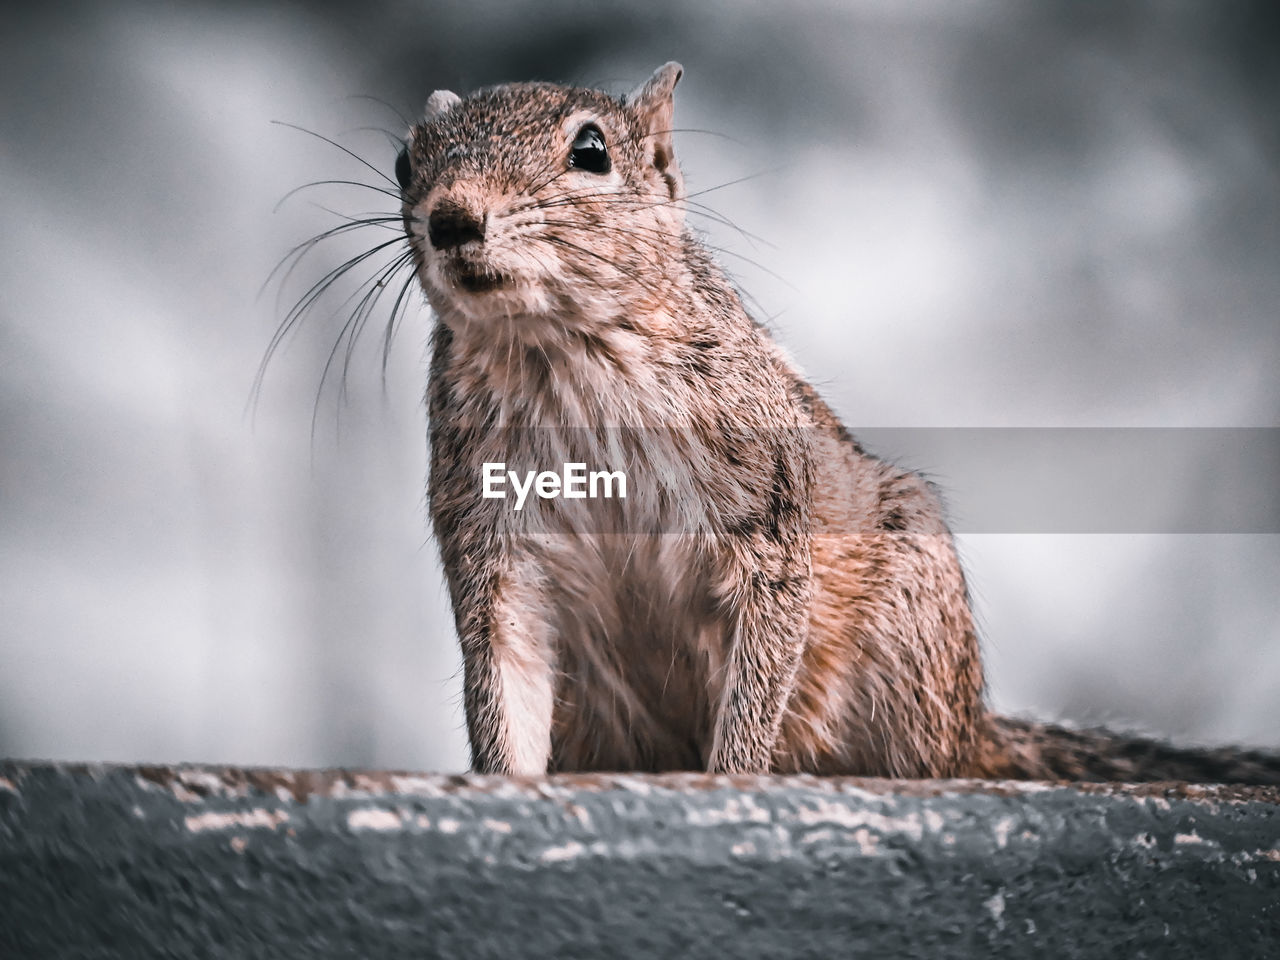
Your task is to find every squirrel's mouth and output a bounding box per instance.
[447,260,511,294]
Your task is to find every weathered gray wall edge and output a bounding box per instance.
[2,763,1278,959]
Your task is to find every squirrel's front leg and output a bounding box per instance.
[706,542,811,774]
[455,558,556,775]
[704,433,813,778]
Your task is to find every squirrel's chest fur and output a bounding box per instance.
[429,318,789,770]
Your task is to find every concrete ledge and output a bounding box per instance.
[2,763,1278,958]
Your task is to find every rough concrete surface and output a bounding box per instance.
[1,763,1278,958]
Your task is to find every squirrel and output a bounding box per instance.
[387,62,1280,783]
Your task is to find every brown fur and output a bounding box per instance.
[395,63,1280,784]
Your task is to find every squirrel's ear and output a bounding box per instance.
[628,62,684,201]
[424,89,461,120]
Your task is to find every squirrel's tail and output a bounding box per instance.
[976,713,1280,785]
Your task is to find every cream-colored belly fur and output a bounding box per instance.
[509,534,725,771]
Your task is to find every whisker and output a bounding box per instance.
[539,216,797,296]
[255,120,417,428]
[638,126,752,148]
[543,211,779,318]
[310,249,416,438]
[274,179,402,214]
[270,120,399,188]
[251,234,407,415]
[531,190,773,249]
[344,93,413,130]
[277,235,407,341]
[343,249,417,357]
[532,195,781,320]
[534,235,664,301]
[684,168,782,202]
[310,207,402,231]
[353,125,414,154]
[382,264,424,376]
[263,214,403,303]
[337,250,418,397]
[519,158,575,205]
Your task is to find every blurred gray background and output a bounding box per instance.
[2,0,1276,772]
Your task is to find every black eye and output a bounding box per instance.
[569,124,610,174]
[395,145,412,191]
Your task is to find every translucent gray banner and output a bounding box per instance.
[855,428,1279,534]
[445,428,1279,534]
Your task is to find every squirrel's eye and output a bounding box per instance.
[395,145,412,191]
[569,124,610,174]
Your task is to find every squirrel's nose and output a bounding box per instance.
[428,202,485,250]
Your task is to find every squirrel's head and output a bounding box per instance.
[398,63,685,329]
